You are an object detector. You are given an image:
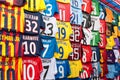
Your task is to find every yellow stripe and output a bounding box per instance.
[6,0,13,5]
[0,57,2,69]
[20,7,24,33]
[14,7,18,31]
[5,58,9,80]
[1,4,5,29]
[0,42,6,56]
[18,58,22,80]
[8,6,12,31]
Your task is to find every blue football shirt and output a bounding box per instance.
[40,35,59,58]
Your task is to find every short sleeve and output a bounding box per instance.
[54,58,58,74]
[54,39,59,53]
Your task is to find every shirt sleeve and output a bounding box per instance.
[54,58,58,74]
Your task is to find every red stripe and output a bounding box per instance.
[15,58,18,80]
[0,4,2,30]
[11,6,15,31]
[9,32,13,57]
[9,58,12,80]
[17,7,20,32]
[2,57,5,79]
[5,5,8,29]
[15,33,19,57]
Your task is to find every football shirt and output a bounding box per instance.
[55,59,70,79]
[54,40,73,60]
[54,2,70,21]
[106,64,117,79]
[22,34,43,56]
[91,62,101,79]
[68,43,81,60]
[40,16,58,37]
[68,60,82,78]
[40,57,57,80]
[0,57,22,80]
[112,26,119,38]
[105,8,114,23]
[55,20,73,40]
[89,16,101,31]
[81,45,92,63]
[99,4,106,20]
[41,0,59,16]
[22,57,43,80]
[82,12,91,28]
[70,0,83,25]
[90,31,100,46]
[24,10,45,35]
[99,19,106,34]
[0,4,24,33]
[106,50,116,64]
[106,36,115,49]
[82,0,93,14]
[24,0,46,12]
[0,0,26,6]
[80,63,93,79]
[70,25,83,43]
[81,28,93,45]
[99,34,107,49]
[106,22,114,36]
[40,36,59,58]
[0,31,23,57]
[91,0,100,16]
[100,49,107,63]
[91,46,101,63]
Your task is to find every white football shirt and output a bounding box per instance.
[40,16,58,37]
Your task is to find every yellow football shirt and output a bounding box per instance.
[112,26,119,38]
[68,60,83,78]
[55,20,73,40]
[0,57,22,80]
[24,0,46,11]
[54,40,73,59]
[106,36,115,49]
[57,0,70,3]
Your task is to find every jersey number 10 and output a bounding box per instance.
[23,64,35,80]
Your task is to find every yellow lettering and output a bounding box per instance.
[15,37,20,41]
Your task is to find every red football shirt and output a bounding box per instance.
[80,63,93,79]
[82,0,93,14]
[22,57,43,80]
[70,25,83,43]
[81,45,92,63]
[99,19,106,34]
[99,34,107,49]
[54,2,70,21]
[68,43,82,60]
